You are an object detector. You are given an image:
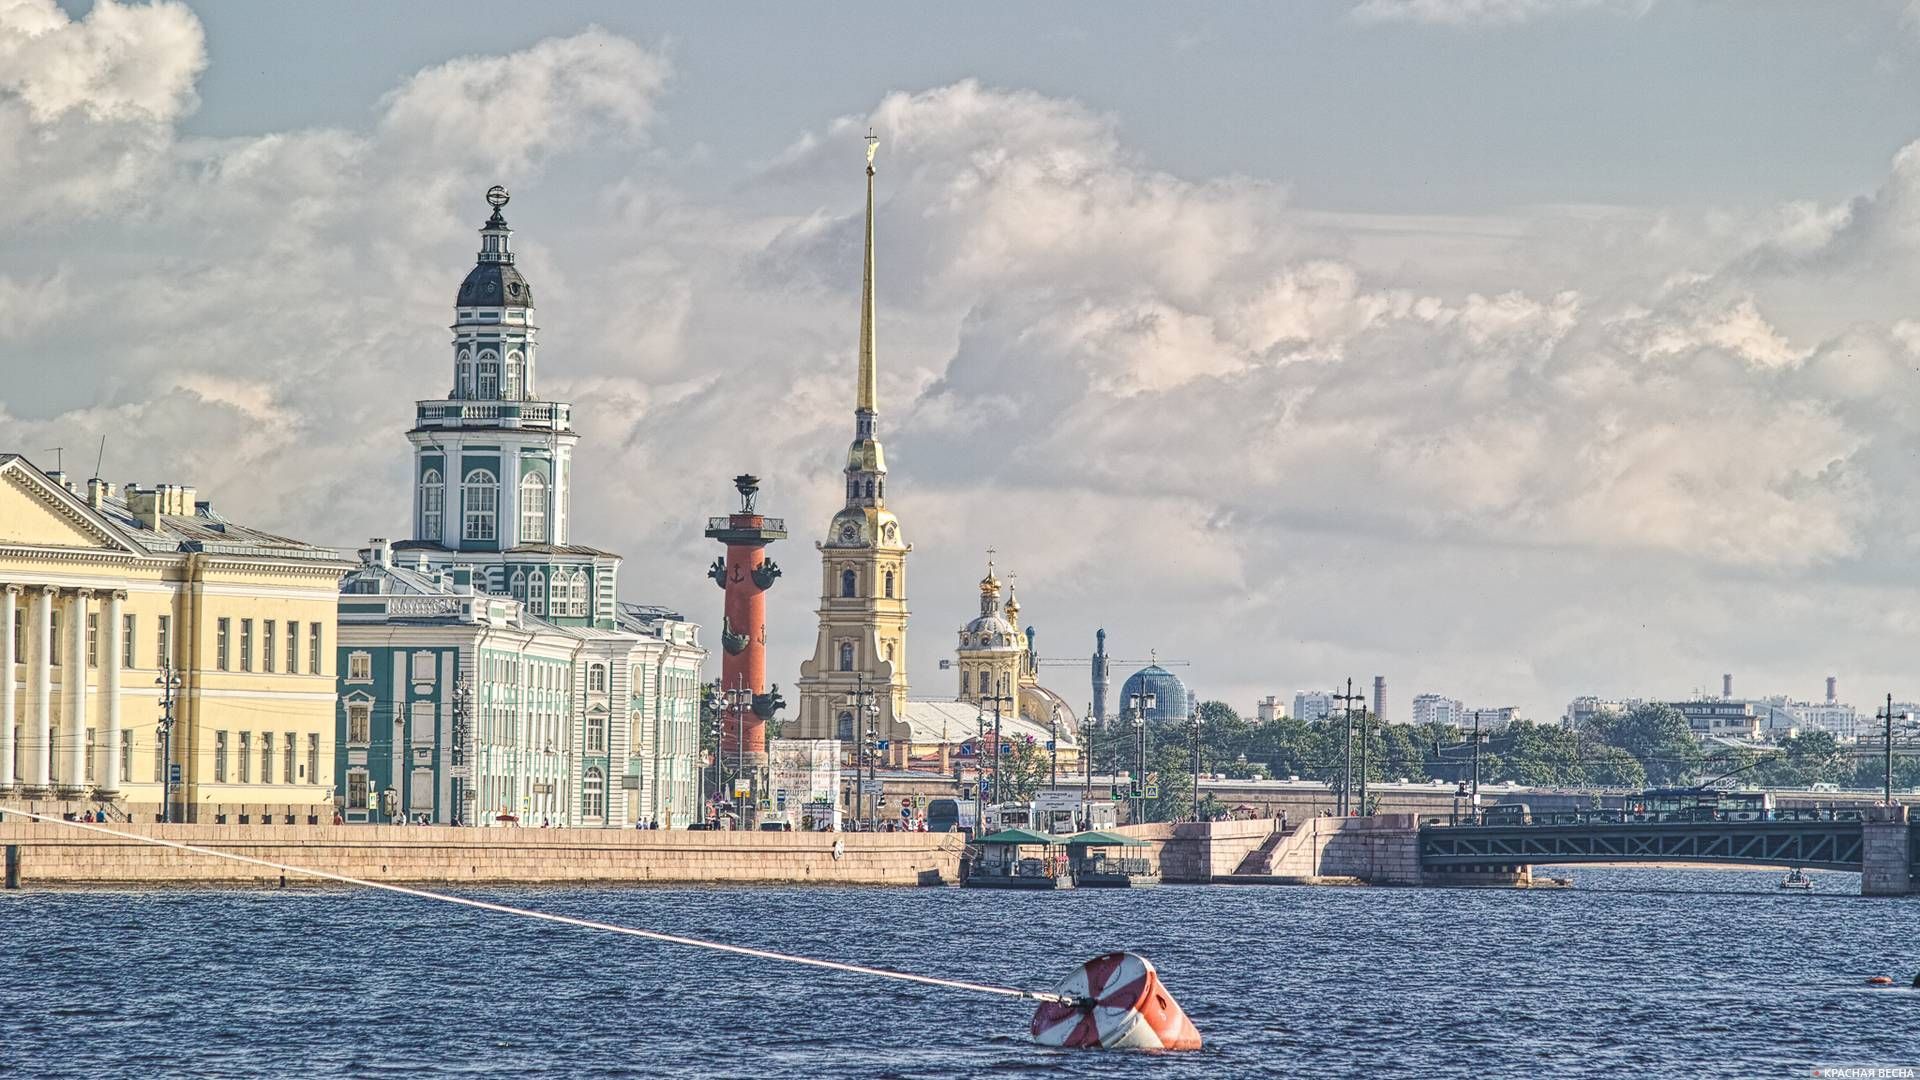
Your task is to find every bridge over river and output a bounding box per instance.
[1417,805,1918,894]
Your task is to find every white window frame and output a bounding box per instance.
[420,468,445,539]
[462,469,498,542]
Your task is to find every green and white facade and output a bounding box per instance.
[335,189,704,827]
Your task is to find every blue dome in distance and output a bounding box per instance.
[1117,664,1190,723]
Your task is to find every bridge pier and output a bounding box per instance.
[1860,805,1913,897]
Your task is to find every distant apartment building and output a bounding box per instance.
[1292,690,1335,722]
[1564,696,1638,730]
[1411,693,1465,726]
[1254,695,1289,724]
[1754,696,1863,741]
[1671,698,1762,741]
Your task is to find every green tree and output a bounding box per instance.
[1590,703,1702,785]
[993,737,1050,804]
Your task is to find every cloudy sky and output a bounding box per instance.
[8,0,1920,722]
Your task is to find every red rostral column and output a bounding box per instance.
[705,475,786,764]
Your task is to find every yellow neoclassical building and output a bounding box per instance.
[0,455,352,822]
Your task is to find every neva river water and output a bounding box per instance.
[3,867,1916,1078]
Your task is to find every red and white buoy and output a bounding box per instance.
[1030,951,1202,1051]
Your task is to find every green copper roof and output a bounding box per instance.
[1066,831,1151,847]
[976,828,1059,845]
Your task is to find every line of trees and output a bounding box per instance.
[1082,700,1920,823]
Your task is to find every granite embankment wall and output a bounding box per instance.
[1115,814,1435,886]
[0,822,966,888]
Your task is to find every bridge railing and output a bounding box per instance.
[1425,807,1868,829]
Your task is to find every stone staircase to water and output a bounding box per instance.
[1231,823,1298,876]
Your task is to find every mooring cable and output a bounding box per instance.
[3,810,1072,1005]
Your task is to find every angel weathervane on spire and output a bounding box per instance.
[866,128,879,174]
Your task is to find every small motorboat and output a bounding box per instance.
[1779,867,1814,890]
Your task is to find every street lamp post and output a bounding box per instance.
[1188,701,1205,822]
[1126,690,1156,824]
[846,677,880,830]
[155,665,181,824]
[1048,703,1060,791]
[1877,693,1902,807]
[974,705,987,835]
[1471,709,1484,821]
[1333,678,1366,817]
[450,678,472,826]
[978,681,1014,830]
[723,678,753,827]
[1082,701,1094,801]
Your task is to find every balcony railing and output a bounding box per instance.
[706,516,786,532]
[415,401,572,429]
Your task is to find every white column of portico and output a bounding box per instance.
[98,590,124,797]
[57,588,88,797]
[24,586,52,796]
[0,585,16,793]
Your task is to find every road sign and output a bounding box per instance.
[860,779,884,796]
[901,806,912,820]
[168,763,182,784]
[733,781,751,799]
[901,797,915,810]
[448,765,471,779]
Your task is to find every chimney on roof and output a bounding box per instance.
[1826,676,1837,705]
[1723,673,1733,699]
[363,538,391,568]
[85,478,108,510]
[126,485,161,530]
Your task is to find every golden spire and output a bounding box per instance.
[857,129,879,415]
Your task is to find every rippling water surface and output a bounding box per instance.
[3,867,1917,1078]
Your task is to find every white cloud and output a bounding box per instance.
[8,16,1920,722]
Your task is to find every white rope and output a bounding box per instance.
[3,810,1071,1005]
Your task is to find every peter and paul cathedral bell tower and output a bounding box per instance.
[796,133,912,744]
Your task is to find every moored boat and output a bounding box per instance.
[1779,867,1814,890]
[1066,831,1159,888]
[963,829,1073,889]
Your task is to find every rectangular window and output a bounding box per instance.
[347,702,371,745]
[154,735,165,783]
[239,619,253,672]
[238,732,251,783]
[157,614,172,670]
[50,611,58,666]
[85,728,95,781]
[284,732,295,785]
[286,621,300,674]
[263,621,276,673]
[309,624,322,676]
[347,770,369,810]
[122,613,136,668]
[306,733,318,785]
[87,613,98,668]
[214,731,228,783]
[261,732,274,784]
[347,653,372,682]
[216,618,230,671]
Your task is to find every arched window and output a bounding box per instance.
[961,670,971,696]
[477,351,499,399]
[841,569,856,598]
[510,570,527,602]
[865,478,875,498]
[528,570,546,615]
[847,477,857,499]
[456,350,473,398]
[519,473,548,543]
[419,469,444,540]
[504,351,524,400]
[586,709,606,751]
[838,641,854,672]
[837,712,854,741]
[582,767,605,820]
[884,570,895,598]
[588,665,607,693]
[878,480,884,500]
[570,571,589,617]
[462,469,497,541]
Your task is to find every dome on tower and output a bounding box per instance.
[457,261,533,308]
[1117,664,1190,724]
